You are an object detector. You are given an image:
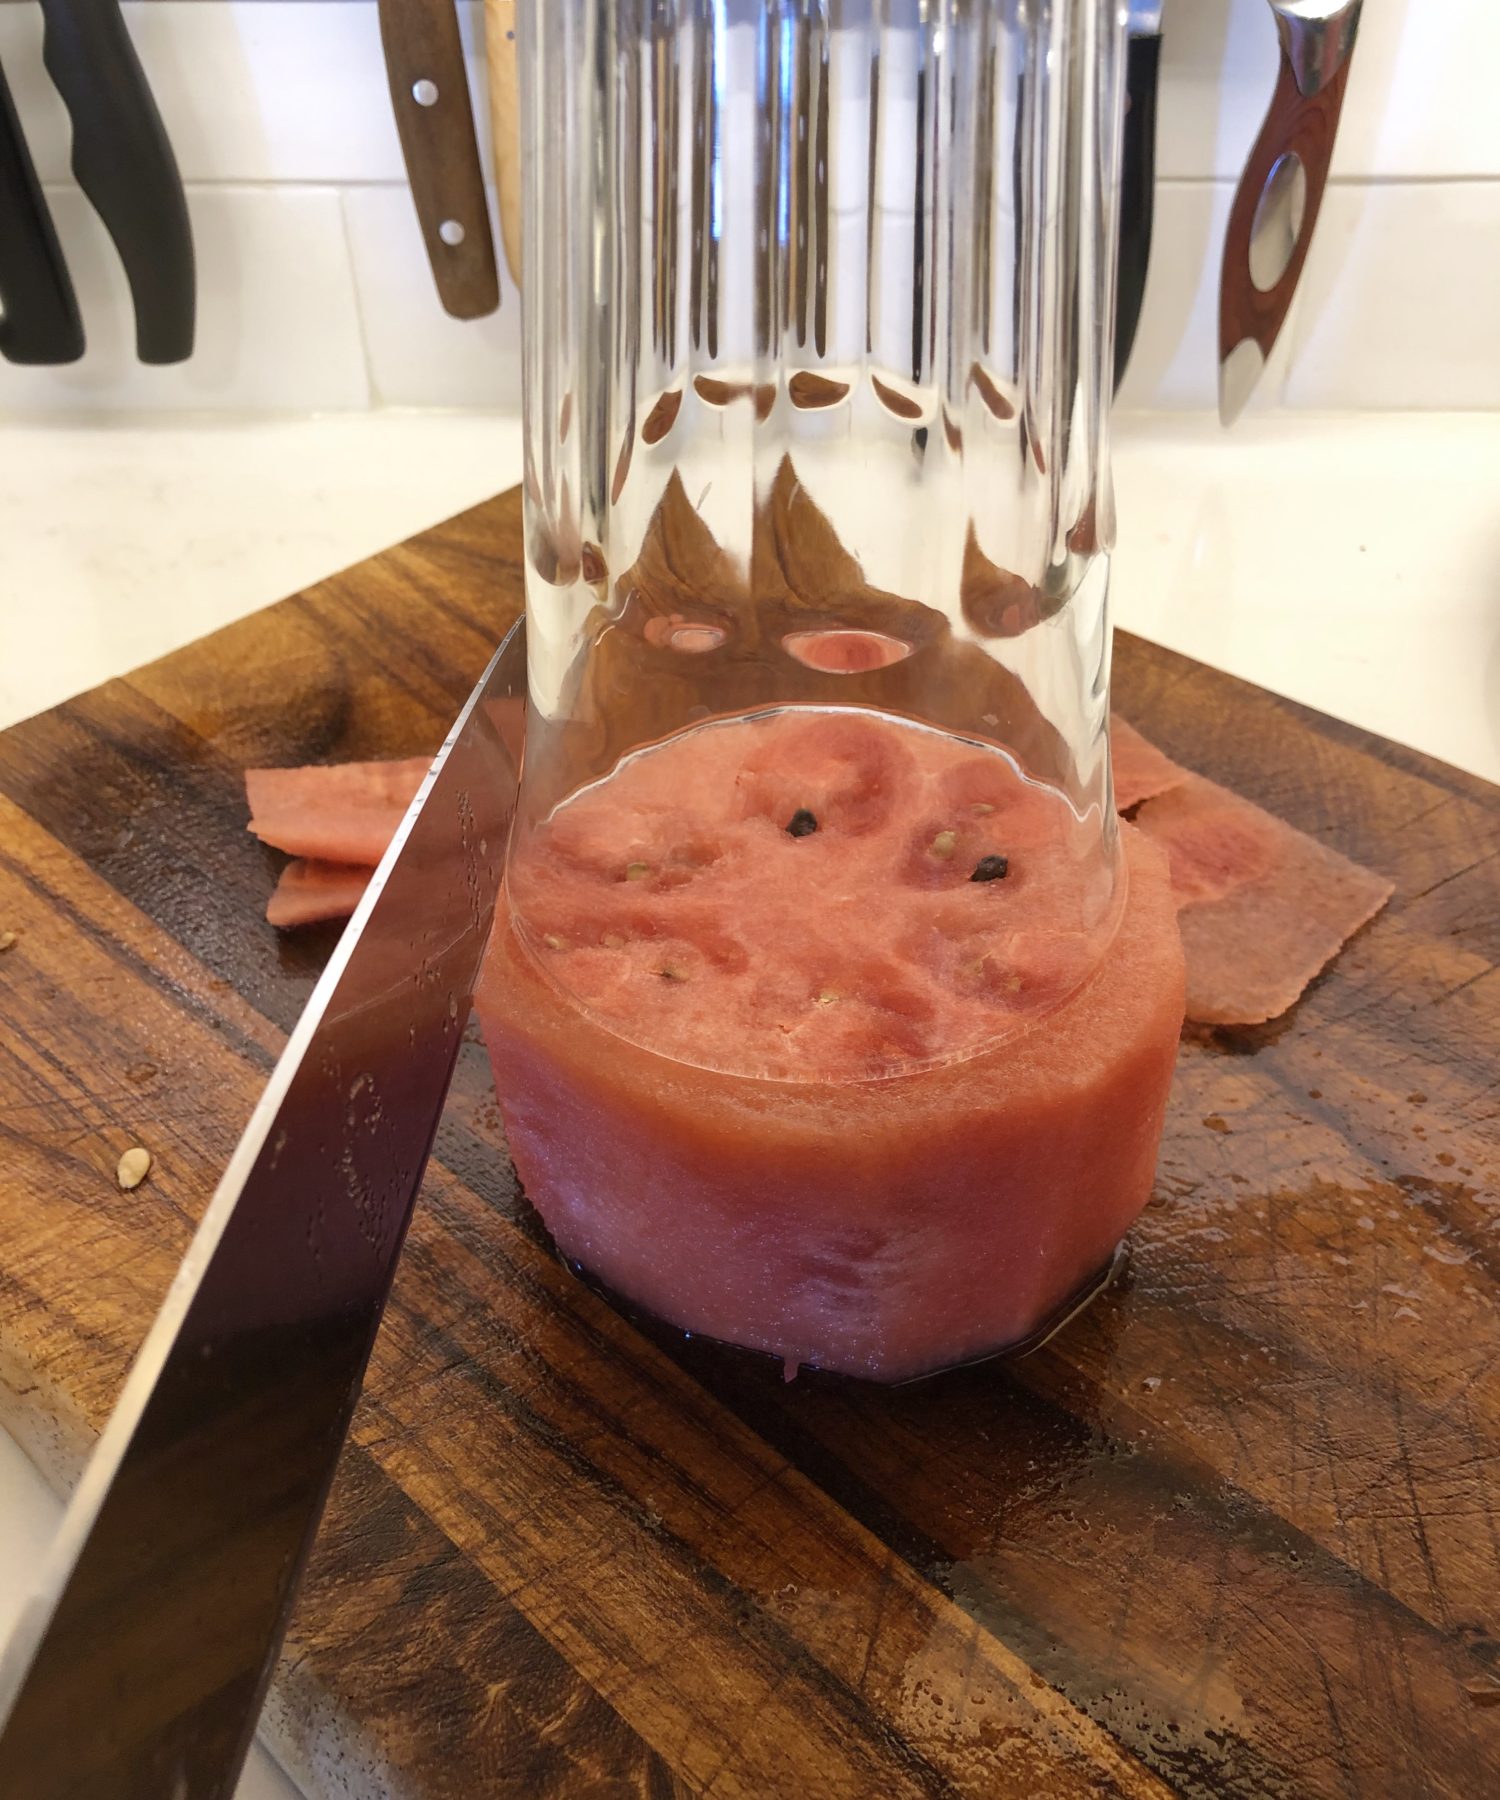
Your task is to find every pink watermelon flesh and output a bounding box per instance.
[505,709,1117,1082]
[1135,773,1392,1025]
[1111,715,1188,812]
[480,708,1185,1381]
[243,716,1389,1031]
[265,859,373,929]
[247,710,1179,923]
[245,757,428,865]
[781,628,914,672]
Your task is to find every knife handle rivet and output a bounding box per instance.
[412,78,440,107]
[439,219,467,247]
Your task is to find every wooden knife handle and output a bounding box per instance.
[378,0,499,320]
[1219,36,1351,367]
[484,0,523,289]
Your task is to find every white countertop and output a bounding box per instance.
[1,407,1496,1798]
[4,409,1497,777]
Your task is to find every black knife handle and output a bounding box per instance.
[0,57,84,364]
[1113,29,1160,394]
[38,0,195,364]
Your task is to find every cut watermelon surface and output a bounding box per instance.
[1135,774,1393,1025]
[246,757,428,865]
[1112,715,1188,812]
[265,859,372,929]
[245,715,1181,907]
[244,716,1392,1030]
[480,707,1185,1381]
[503,708,1120,1081]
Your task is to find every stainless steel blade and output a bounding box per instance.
[0,617,525,1800]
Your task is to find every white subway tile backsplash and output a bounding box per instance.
[0,186,369,414]
[342,185,520,409]
[133,2,402,184]
[3,1,1488,195]
[1116,183,1233,413]
[0,3,489,187]
[1152,0,1500,183]
[1152,0,1279,184]
[1283,182,1500,411]
[0,5,72,174]
[1325,0,1500,181]
[1114,181,1303,415]
[0,0,1492,418]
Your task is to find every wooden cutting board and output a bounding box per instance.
[1,488,1497,1799]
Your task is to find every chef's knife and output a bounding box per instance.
[1114,0,1163,393]
[1218,0,1362,424]
[0,53,84,365]
[37,0,195,364]
[0,621,525,1800]
[379,0,500,319]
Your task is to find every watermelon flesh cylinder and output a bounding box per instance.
[478,708,1185,1382]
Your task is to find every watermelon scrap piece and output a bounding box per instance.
[265,859,373,929]
[1134,773,1393,1025]
[245,757,428,864]
[1111,715,1188,812]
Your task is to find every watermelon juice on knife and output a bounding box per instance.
[485,0,1183,1379]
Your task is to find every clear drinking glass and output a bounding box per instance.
[477,0,1185,1383]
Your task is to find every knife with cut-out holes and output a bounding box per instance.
[1219,0,1363,424]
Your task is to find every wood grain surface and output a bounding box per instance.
[1,489,1497,1798]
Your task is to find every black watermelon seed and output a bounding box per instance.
[970,854,1009,883]
[786,809,819,838]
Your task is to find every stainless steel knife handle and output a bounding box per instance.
[1218,0,1361,423]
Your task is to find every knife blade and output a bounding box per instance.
[0,52,84,365]
[0,621,525,1800]
[1218,0,1363,424]
[37,0,195,364]
[1114,0,1163,393]
[378,0,501,320]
